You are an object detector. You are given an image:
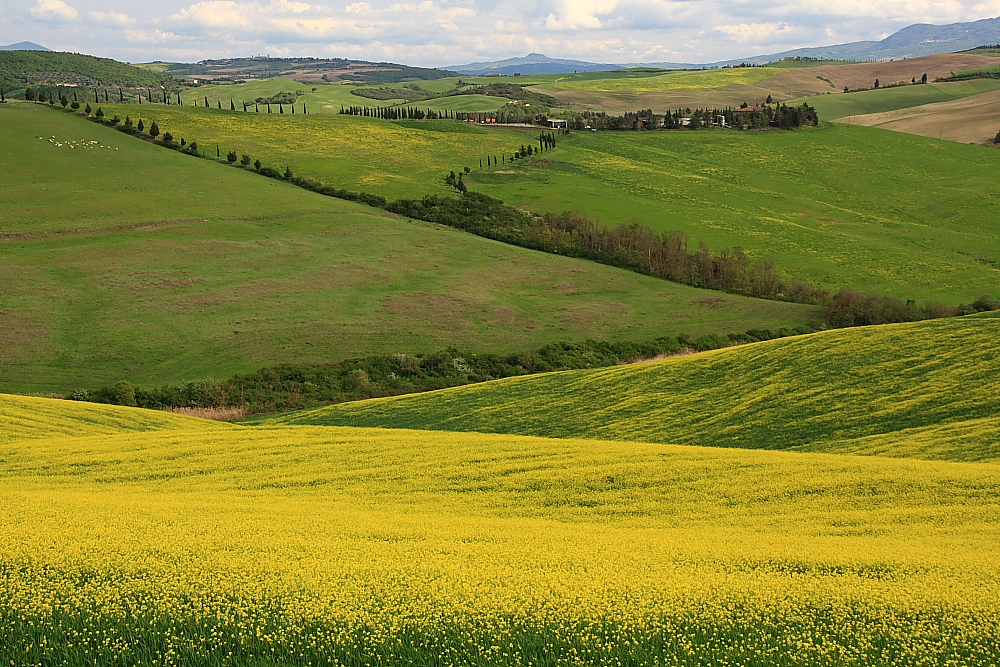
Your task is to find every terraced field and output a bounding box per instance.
[2,393,999,666]
[274,312,1000,462]
[0,103,818,393]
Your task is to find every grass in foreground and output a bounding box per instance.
[2,394,999,666]
[273,312,1000,462]
[0,103,818,393]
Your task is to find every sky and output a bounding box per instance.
[2,0,999,67]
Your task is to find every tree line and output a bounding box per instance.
[70,325,819,414]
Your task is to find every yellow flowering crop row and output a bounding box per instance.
[2,396,999,665]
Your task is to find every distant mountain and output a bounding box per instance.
[445,53,624,76]
[0,42,50,51]
[712,16,1000,65]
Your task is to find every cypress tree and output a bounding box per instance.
[205,96,209,107]
[243,102,247,112]
[268,103,271,113]
[217,144,220,158]
[217,100,222,109]
[177,93,182,105]
[231,99,235,111]
[256,104,259,112]
[303,103,306,114]
[119,88,123,102]
[279,104,284,114]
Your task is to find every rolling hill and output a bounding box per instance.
[0,50,167,93]
[272,312,1000,462]
[2,391,999,665]
[0,102,818,393]
[73,100,1000,304]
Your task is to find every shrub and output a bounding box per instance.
[284,166,294,179]
[95,107,104,119]
[972,294,1000,312]
[163,132,174,143]
[149,121,160,138]
[240,154,251,167]
[70,101,80,110]
[137,119,144,133]
[253,159,262,171]
[344,369,371,391]
[84,103,92,114]
[113,380,137,407]
[109,115,120,126]
[227,150,238,164]
[259,166,283,179]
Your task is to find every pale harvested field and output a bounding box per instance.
[536,53,1000,114]
[837,88,1000,145]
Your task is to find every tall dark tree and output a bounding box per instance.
[231,99,235,111]
[205,96,210,107]
[922,73,928,83]
[149,121,160,138]
[137,118,144,132]
[874,79,880,88]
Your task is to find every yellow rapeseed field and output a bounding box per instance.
[2,394,999,666]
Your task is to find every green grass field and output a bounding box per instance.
[0,103,818,394]
[61,101,1000,303]
[792,79,1000,120]
[541,67,784,92]
[192,77,523,115]
[2,393,999,666]
[273,312,1000,463]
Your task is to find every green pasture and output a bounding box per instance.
[274,311,1000,463]
[469,123,1000,303]
[61,102,1000,303]
[413,94,511,112]
[0,103,818,393]
[792,79,1000,119]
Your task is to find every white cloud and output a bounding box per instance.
[88,10,136,27]
[4,0,1000,66]
[29,0,79,22]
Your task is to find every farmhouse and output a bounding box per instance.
[547,118,567,129]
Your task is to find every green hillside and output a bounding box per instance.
[0,103,817,393]
[794,79,1000,119]
[0,51,167,93]
[85,102,1000,303]
[273,312,1000,462]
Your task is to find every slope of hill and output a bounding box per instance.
[2,395,999,665]
[71,100,1000,304]
[0,103,817,393]
[835,87,1000,145]
[0,393,214,443]
[795,79,1000,120]
[0,51,167,93]
[273,312,1000,462]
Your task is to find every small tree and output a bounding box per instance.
[124,115,133,130]
[95,107,104,119]
[843,86,849,93]
[113,380,137,407]
[163,131,174,143]
[60,95,68,108]
[25,88,37,101]
[921,73,928,83]
[110,115,120,126]
[137,118,144,133]
[874,79,880,88]
[765,94,773,104]
[71,100,80,110]
[84,103,92,114]
[149,121,160,138]
[283,165,293,179]
[240,153,251,166]
[994,130,1000,145]
[227,150,238,164]
[253,159,262,171]
[188,141,198,153]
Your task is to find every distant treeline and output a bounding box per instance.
[66,102,999,332]
[566,103,819,131]
[71,326,818,414]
